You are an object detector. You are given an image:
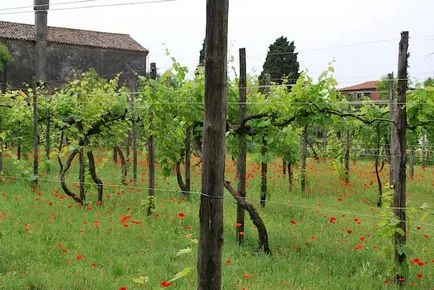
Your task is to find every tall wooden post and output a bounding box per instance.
[393,31,408,284]
[260,73,270,207]
[147,63,156,216]
[300,124,308,193]
[129,79,138,183]
[197,0,229,288]
[388,72,396,186]
[236,47,247,244]
[33,0,49,184]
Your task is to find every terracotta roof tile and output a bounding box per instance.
[339,81,378,92]
[0,20,148,53]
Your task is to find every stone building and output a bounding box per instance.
[0,20,148,89]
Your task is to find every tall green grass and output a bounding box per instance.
[0,151,432,289]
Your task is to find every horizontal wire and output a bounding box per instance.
[247,35,434,58]
[1,174,433,228]
[0,0,177,15]
[0,0,99,11]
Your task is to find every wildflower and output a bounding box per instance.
[338,198,343,202]
[235,223,242,228]
[290,220,296,225]
[243,273,250,279]
[75,254,85,260]
[91,263,97,267]
[329,217,336,224]
[383,279,391,285]
[57,243,63,248]
[225,259,231,265]
[417,273,423,278]
[160,281,172,287]
[178,213,185,218]
[119,287,127,290]
[239,231,245,236]
[354,244,363,250]
[359,236,365,241]
[347,229,353,234]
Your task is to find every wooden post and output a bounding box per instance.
[197,0,228,288]
[32,82,39,187]
[236,47,247,244]
[388,72,396,186]
[393,31,408,284]
[260,73,270,207]
[130,79,138,183]
[344,105,351,183]
[301,124,308,193]
[147,63,156,216]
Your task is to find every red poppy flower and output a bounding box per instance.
[243,273,250,279]
[57,243,63,248]
[225,259,231,265]
[160,281,172,287]
[383,279,391,285]
[346,230,353,234]
[329,217,336,224]
[119,287,127,290]
[239,231,245,236]
[359,236,365,241]
[290,220,296,225]
[75,254,85,260]
[178,213,185,218]
[417,273,423,278]
[91,263,97,267]
[354,244,363,250]
[235,223,242,227]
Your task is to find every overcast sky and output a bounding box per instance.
[1,0,433,87]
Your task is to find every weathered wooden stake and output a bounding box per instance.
[130,79,138,183]
[393,31,408,284]
[388,72,396,186]
[197,0,229,288]
[147,63,156,216]
[260,73,270,207]
[236,47,247,244]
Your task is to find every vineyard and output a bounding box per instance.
[0,49,433,289]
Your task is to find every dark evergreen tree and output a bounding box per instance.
[259,36,300,85]
[198,39,205,67]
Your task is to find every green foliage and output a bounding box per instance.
[0,42,11,73]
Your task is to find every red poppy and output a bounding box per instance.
[225,259,231,265]
[178,213,185,218]
[329,217,336,224]
[235,223,242,228]
[290,220,296,225]
[383,279,391,285]
[91,263,97,267]
[160,281,172,287]
[359,236,365,241]
[239,231,245,236]
[184,225,192,229]
[354,244,363,250]
[417,273,423,278]
[119,287,127,290]
[346,229,353,234]
[75,254,85,260]
[57,243,63,248]
[61,249,68,253]
[243,273,250,279]
[337,198,343,202]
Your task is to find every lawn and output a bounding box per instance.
[0,150,433,289]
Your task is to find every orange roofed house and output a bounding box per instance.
[338,81,381,102]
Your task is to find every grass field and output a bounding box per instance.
[0,150,433,289]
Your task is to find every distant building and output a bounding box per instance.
[0,20,148,89]
[339,81,381,102]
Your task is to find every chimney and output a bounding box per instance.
[34,0,49,84]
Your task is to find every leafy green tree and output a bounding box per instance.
[259,36,300,85]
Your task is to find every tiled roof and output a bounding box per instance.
[339,81,378,92]
[0,20,148,53]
